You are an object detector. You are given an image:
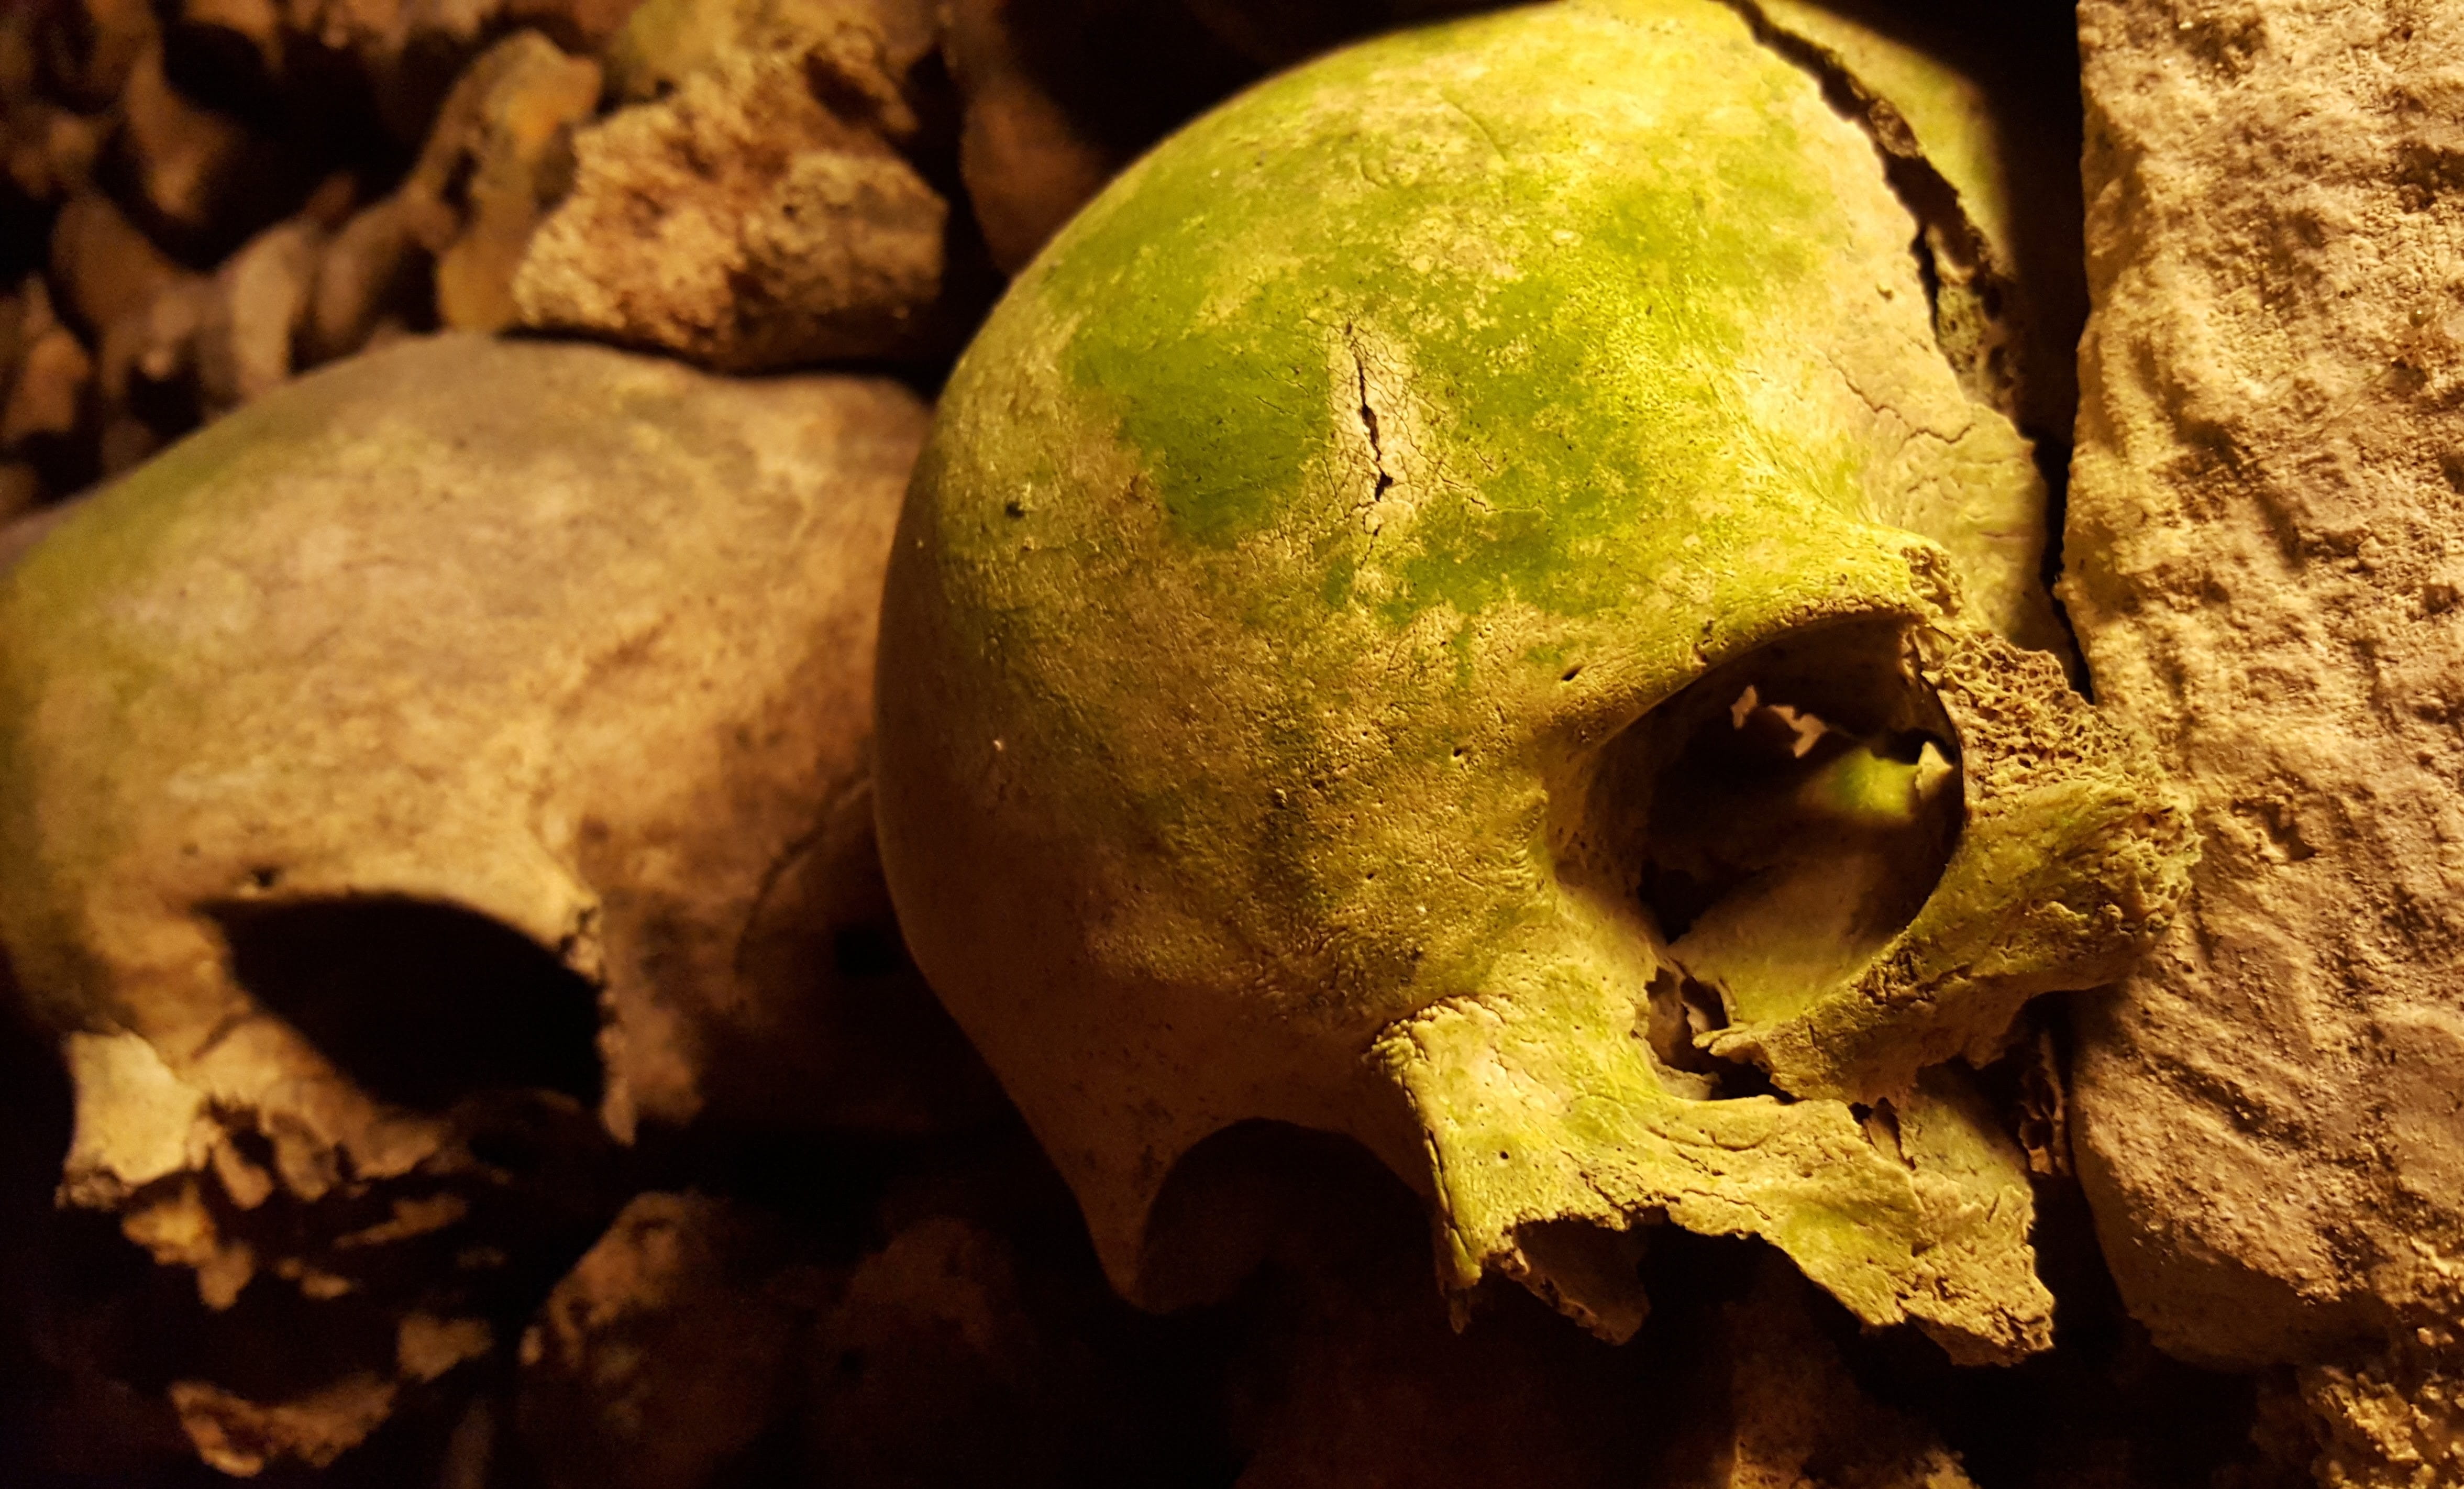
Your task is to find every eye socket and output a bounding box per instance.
[1593,617,1964,1034]
[209,897,604,1113]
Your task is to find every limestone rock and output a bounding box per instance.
[512,46,946,370]
[2062,0,2464,1408]
[602,0,937,122]
[511,0,959,370]
[2299,1332,2464,1489]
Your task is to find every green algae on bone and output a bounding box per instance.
[1376,943,2051,1362]
[1032,1,1854,623]
[886,0,2187,1351]
[1010,0,2057,647]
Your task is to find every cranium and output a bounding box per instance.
[876,0,2193,1363]
[0,333,979,1472]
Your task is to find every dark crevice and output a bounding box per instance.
[1348,340,1396,504]
[1909,224,1948,334]
[1719,0,2001,376]
[209,896,605,1113]
[2033,432,2093,698]
[1637,968,1784,1102]
[1719,0,2098,692]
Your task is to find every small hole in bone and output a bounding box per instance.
[1637,968,1782,1101]
[210,897,603,1113]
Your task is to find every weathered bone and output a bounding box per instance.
[0,332,971,1471]
[878,0,2191,1364]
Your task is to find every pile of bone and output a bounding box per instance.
[0,0,1454,521]
[0,0,2424,1487]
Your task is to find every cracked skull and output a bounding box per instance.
[877,0,2193,1364]
[0,334,980,1473]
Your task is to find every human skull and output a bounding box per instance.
[0,334,980,1472]
[876,0,2193,1364]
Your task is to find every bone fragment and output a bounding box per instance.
[59,1030,208,1204]
[169,1373,398,1476]
[512,6,949,371]
[521,1192,816,1489]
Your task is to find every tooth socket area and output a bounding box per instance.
[48,898,640,1481]
[1376,963,2055,1367]
[70,1082,635,1472]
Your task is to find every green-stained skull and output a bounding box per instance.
[876,0,2191,1363]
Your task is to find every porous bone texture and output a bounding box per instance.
[2061,0,2464,1468]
